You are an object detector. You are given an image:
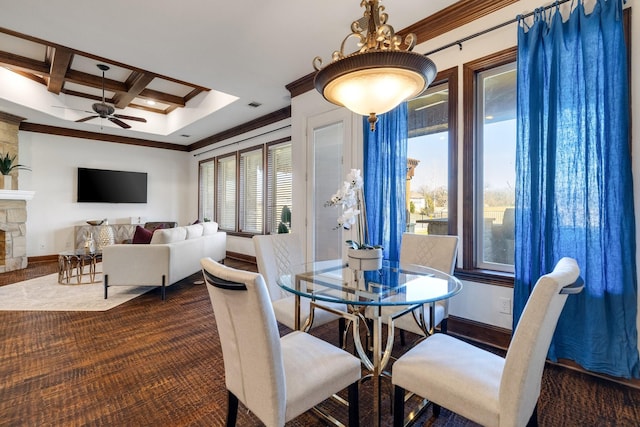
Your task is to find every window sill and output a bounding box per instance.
[454,268,514,288]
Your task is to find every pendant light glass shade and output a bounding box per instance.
[313,0,437,131]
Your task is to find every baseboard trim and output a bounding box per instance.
[225,251,256,265]
[28,255,58,263]
[447,315,512,350]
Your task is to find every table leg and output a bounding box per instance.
[372,306,383,427]
[89,256,96,282]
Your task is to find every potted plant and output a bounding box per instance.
[0,153,30,190]
[325,169,383,270]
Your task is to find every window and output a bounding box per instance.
[406,67,458,237]
[199,159,215,222]
[239,148,264,234]
[463,48,517,279]
[216,154,237,232]
[197,138,292,237]
[267,142,292,234]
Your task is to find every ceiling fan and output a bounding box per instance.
[75,64,147,129]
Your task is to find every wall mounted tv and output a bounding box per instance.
[77,168,148,203]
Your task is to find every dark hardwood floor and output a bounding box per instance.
[1,258,639,426]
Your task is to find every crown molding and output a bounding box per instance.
[0,111,26,125]
[18,122,188,152]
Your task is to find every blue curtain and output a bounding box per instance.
[515,0,639,378]
[363,104,408,263]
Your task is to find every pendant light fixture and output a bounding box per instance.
[313,0,437,131]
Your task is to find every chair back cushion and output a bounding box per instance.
[399,233,458,274]
[253,233,305,301]
[500,257,580,426]
[201,258,287,426]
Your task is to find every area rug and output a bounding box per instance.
[0,264,150,311]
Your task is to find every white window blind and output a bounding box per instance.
[216,155,237,231]
[239,148,264,234]
[267,143,292,234]
[199,160,215,222]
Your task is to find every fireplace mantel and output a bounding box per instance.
[0,190,35,200]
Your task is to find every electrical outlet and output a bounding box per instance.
[499,297,512,314]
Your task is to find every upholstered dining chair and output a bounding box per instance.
[366,233,459,345]
[392,257,583,427]
[253,233,348,346]
[200,257,361,427]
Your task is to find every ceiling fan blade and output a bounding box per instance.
[53,106,94,114]
[76,116,99,123]
[113,114,147,123]
[108,117,131,129]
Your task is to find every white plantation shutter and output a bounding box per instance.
[199,160,215,222]
[216,155,237,231]
[239,148,264,233]
[267,142,292,233]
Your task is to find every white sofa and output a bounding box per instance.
[103,222,226,300]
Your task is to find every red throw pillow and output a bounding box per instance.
[132,225,154,244]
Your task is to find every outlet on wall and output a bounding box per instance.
[499,297,512,314]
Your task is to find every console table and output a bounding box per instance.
[74,224,137,250]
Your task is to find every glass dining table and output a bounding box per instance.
[277,259,463,427]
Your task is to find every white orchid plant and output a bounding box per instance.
[325,169,380,250]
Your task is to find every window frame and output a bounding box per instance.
[461,47,517,287]
[216,152,238,233]
[238,146,265,234]
[266,139,293,235]
[407,66,459,237]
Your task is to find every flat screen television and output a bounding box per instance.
[77,167,147,203]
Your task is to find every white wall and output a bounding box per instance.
[18,131,194,256]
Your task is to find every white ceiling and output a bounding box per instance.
[0,0,458,146]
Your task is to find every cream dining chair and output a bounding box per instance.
[253,233,348,346]
[366,233,459,345]
[392,257,583,427]
[200,257,361,427]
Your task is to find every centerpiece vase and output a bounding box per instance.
[348,247,383,271]
[98,219,115,250]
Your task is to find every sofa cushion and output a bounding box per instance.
[185,224,204,239]
[150,226,187,244]
[132,225,154,244]
[202,222,219,235]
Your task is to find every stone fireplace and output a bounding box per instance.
[0,111,33,272]
[0,196,29,272]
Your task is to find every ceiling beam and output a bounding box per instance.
[63,69,128,93]
[0,50,49,75]
[47,47,73,94]
[113,71,156,109]
[138,88,185,107]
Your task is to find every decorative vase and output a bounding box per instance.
[97,219,115,250]
[348,247,383,271]
[2,175,11,190]
[83,230,96,253]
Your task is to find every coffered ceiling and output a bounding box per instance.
[0,1,512,148]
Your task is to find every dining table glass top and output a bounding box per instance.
[277,259,462,307]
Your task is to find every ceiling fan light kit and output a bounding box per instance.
[75,64,147,129]
[313,0,437,131]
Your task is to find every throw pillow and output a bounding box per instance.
[132,225,153,244]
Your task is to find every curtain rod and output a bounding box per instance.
[193,124,291,157]
[423,0,573,56]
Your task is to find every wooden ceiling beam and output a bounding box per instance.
[113,71,156,109]
[0,50,49,75]
[138,88,185,107]
[47,47,73,94]
[64,69,127,93]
